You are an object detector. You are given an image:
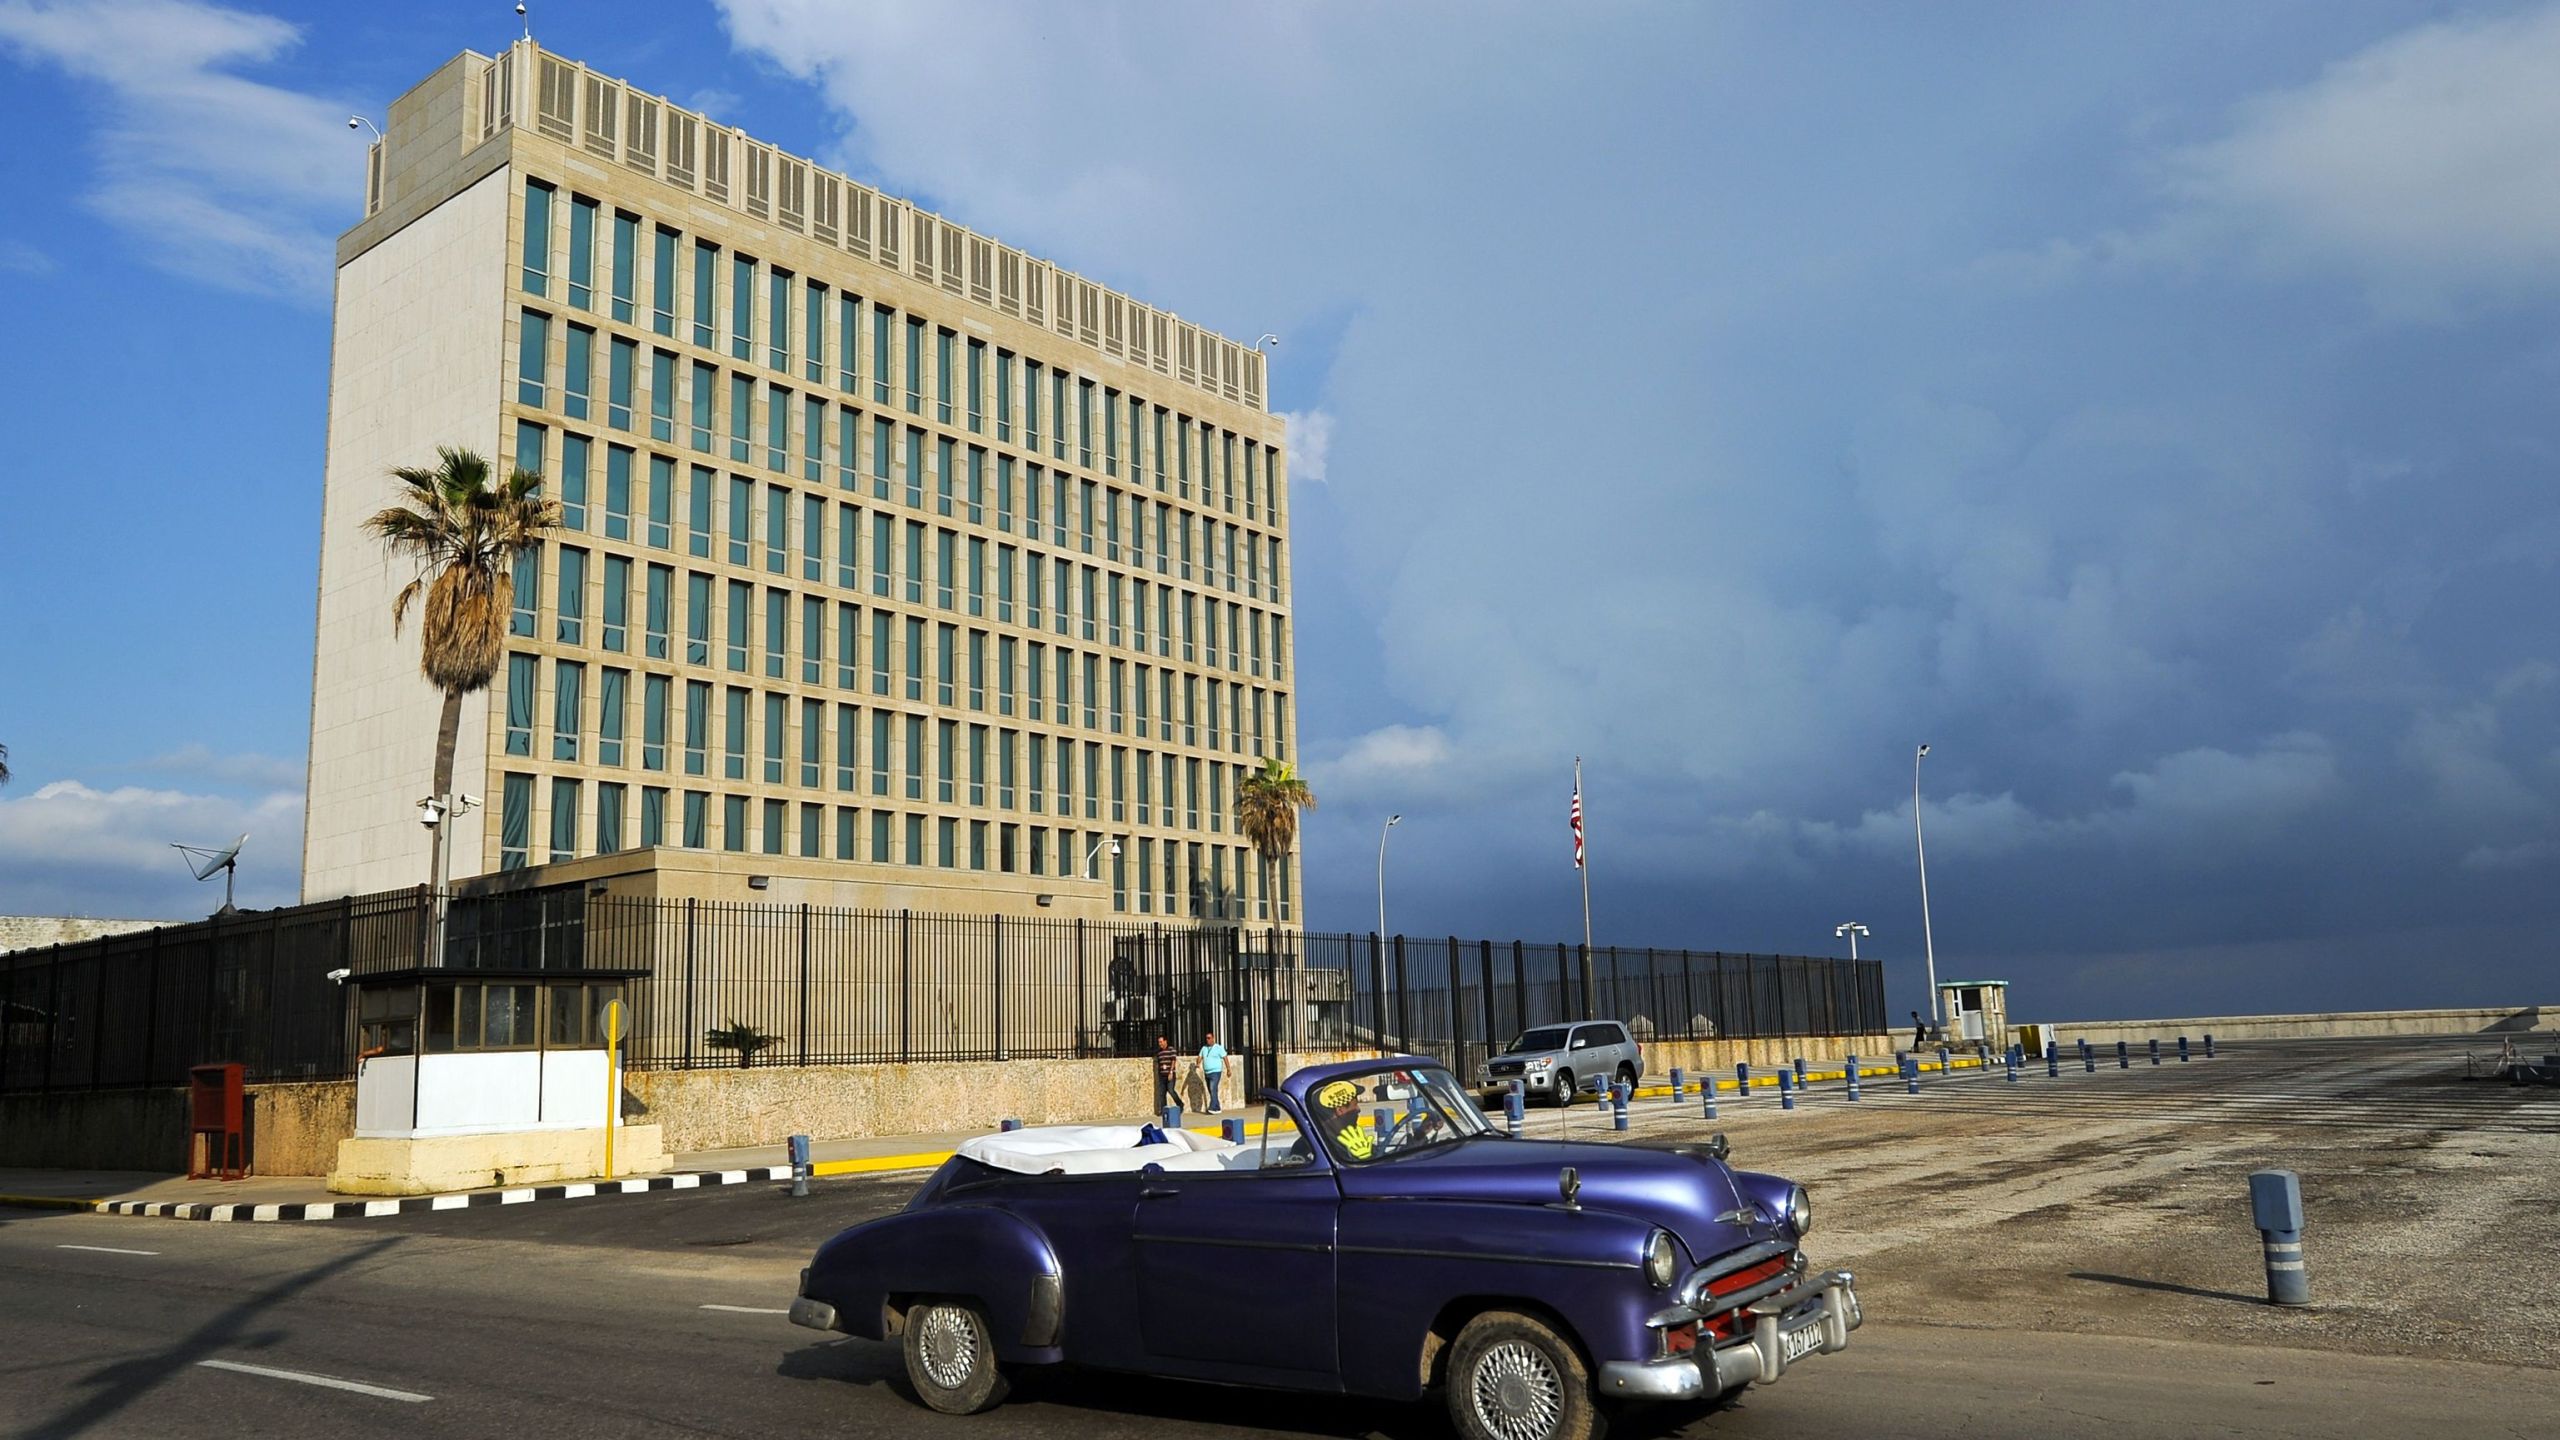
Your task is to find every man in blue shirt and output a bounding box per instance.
[1199,1031,1228,1113]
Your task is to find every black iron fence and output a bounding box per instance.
[1,882,1883,1098]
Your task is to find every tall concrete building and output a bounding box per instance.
[306,42,1298,924]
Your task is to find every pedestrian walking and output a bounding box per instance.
[1199,1031,1228,1113]
[1152,1035,1180,1114]
[1910,1010,1927,1048]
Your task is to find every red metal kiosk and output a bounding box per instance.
[188,1062,247,1180]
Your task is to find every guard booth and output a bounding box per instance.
[1938,980,2011,1052]
[332,967,669,1194]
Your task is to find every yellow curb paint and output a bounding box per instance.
[810,1152,952,1177]
[0,1194,107,1212]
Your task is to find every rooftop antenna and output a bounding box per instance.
[174,834,247,916]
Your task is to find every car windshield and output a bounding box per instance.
[1305,1064,1496,1165]
[1508,1027,1572,1054]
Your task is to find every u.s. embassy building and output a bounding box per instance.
[304,42,1299,926]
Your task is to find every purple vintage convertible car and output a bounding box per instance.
[789,1056,1860,1440]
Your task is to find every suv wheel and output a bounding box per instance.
[1553,1068,1577,1105]
[1446,1308,1600,1440]
[1615,1061,1637,1090]
[903,1297,1010,1415]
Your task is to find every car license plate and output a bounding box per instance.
[1780,1317,1825,1363]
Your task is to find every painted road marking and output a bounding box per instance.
[57,1244,159,1256]
[197,1359,432,1403]
[699,1304,790,1315]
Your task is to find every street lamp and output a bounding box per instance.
[1834,921,1868,960]
[1082,834,1122,880]
[1914,743,1939,1033]
[1376,814,1402,939]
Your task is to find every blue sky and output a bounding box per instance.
[1,1,2554,1022]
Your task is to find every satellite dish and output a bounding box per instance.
[173,834,247,915]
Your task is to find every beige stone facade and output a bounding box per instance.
[306,42,1299,926]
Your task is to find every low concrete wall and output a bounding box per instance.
[1639,1033,1900,1079]
[2033,1006,2554,1049]
[0,1079,355,1175]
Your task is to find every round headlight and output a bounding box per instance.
[1644,1229,1678,1288]
[1787,1184,1813,1237]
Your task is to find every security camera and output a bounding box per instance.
[347,117,361,130]
[418,796,446,827]
[327,968,352,984]
[458,793,482,811]
[516,2,527,14]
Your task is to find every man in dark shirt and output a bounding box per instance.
[1152,1035,1180,1115]
[1911,1010,1928,1048]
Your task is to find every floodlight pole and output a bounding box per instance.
[1915,744,1940,1032]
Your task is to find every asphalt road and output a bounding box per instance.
[2,1035,2552,1439]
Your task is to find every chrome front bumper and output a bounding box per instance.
[1599,1268,1862,1401]
[789,1267,843,1333]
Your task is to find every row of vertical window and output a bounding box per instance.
[510,417,1284,615]
[519,178,1280,530]
[496,773,1292,921]
[503,652,1282,808]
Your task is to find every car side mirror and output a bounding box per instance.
[1705,1133,1730,1162]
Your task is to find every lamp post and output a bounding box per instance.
[1082,834,1123,880]
[1914,743,1939,1033]
[1834,921,1868,960]
[418,791,479,967]
[1376,814,1401,939]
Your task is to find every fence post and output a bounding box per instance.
[682,898,699,1067]
[1392,934,1411,1056]
[902,910,916,1062]
[1446,937,1466,1078]
[1369,933,1388,1057]
[1576,942,1595,1021]
[140,928,162,1087]
[1511,941,1527,1029]
[0,950,15,1091]
[992,912,1006,1062]
[798,903,812,1066]
[1479,940,1499,1058]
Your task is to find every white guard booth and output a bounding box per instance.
[1936,979,2011,1053]
[332,968,669,1194]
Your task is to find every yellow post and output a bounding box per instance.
[603,999,625,1180]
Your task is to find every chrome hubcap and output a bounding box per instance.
[1471,1340,1563,1440]
[917,1306,979,1391]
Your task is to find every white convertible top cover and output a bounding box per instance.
[956,1124,1255,1175]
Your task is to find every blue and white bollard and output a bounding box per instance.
[2005,1048,2019,1083]
[1611,1082,1630,1131]
[1165,1104,1184,1130]
[1221,1117,1246,1144]
[999,1117,1022,1132]
[2205,1033,2216,1059]
[2178,1035,2191,1063]
[2249,1169,2310,1306]
[1845,1054,1862,1102]
[1670,1067,1686,1103]
[1777,1070,1795,1111]
[1937,1045,1952,1078]
[788,1133,811,1198]
[2046,1042,2060,1078]
[2081,1039,2096,1073]
[2116,1041,2130,1070]
[1704,1081,1720,1120]
[1793,1057,1807,1086]
[1904,1054,1920,1095]
[1504,1089,1524,1138]
[1372,1106,1391,1138]
[1737,1061,1751,1097]
[2149,1038,2162,1066]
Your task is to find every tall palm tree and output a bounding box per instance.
[363,447,558,903]
[1235,757,1316,927]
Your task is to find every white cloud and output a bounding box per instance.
[0,237,52,273]
[1278,410,1334,485]
[0,777,303,915]
[0,0,361,299]
[132,743,304,790]
[1311,724,1455,798]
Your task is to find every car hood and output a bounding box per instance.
[1338,1136,1778,1264]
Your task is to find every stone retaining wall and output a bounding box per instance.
[2033,1005,2552,1048]
[0,1079,353,1175]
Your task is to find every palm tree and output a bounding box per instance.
[363,447,558,911]
[1235,757,1316,927]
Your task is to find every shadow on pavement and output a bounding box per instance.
[15,1235,406,1440]
[2068,1271,2270,1307]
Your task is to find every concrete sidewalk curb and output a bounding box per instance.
[0,1193,110,1212]
[87,1166,797,1223]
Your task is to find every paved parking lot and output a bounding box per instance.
[3,1033,2551,1438]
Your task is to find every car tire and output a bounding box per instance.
[902,1297,1010,1415]
[1554,1069,1577,1105]
[1446,1309,1602,1440]
[1615,1061,1636,1090]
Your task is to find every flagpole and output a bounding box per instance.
[1576,757,1594,1020]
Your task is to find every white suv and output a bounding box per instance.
[1480,1020,1643,1104]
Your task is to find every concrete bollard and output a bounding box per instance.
[2005,1049,2019,1083]
[2249,1170,2311,1306]
[2178,1035,2191,1063]
[1704,1082,1720,1120]
[2046,1041,2060,1078]
[1777,1070,1794,1111]
[1611,1082,1630,1132]
[1221,1117,1246,1145]
[1904,1054,1920,1096]
[1670,1067,1686,1103]
[1505,1090,1524,1137]
[1737,1061,1751,1096]
[1937,1045,1951,1078]
[1794,1057,1807,1086]
[2205,1033,2216,1059]
[2149,1038,2162,1066]
[1165,1105,1184,1130]
[2117,1041,2130,1070]
[788,1133,811,1199]
[999,1117,1022,1132]
[1845,1055,1862,1102]
[1373,1106,1391,1138]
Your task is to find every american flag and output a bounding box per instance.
[1570,775,1585,869]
